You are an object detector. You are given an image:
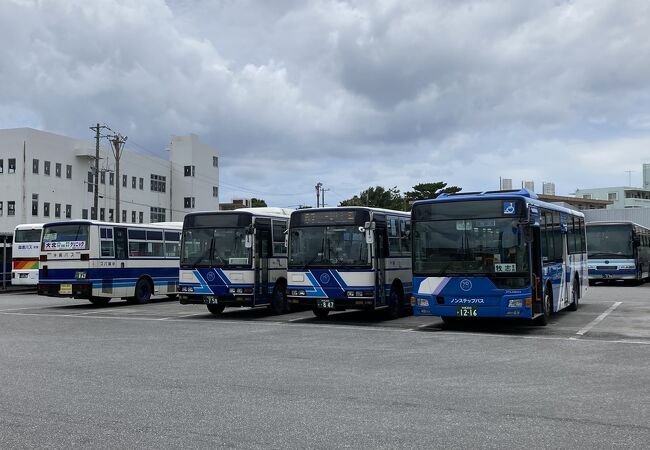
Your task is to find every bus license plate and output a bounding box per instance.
[204,296,218,305]
[457,306,478,317]
[59,283,72,295]
[318,300,334,309]
[19,273,29,279]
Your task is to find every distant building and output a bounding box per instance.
[523,180,535,192]
[542,182,556,196]
[644,163,650,190]
[500,178,513,190]
[537,194,611,211]
[219,198,252,211]
[574,187,650,209]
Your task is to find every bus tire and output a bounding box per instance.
[386,286,403,320]
[567,280,579,311]
[269,284,287,315]
[133,278,153,304]
[207,304,225,314]
[313,308,330,319]
[536,286,552,326]
[89,297,110,306]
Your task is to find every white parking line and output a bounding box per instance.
[576,301,622,336]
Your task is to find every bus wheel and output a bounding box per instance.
[536,288,552,326]
[207,304,225,315]
[313,308,330,319]
[386,287,403,319]
[268,285,287,315]
[89,297,110,306]
[133,278,152,304]
[567,281,579,311]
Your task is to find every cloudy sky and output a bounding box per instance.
[1,0,650,207]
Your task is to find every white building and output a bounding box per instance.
[0,128,219,234]
[575,186,650,209]
[542,182,556,196]
[500,178,513,190]
[523,180,535,192]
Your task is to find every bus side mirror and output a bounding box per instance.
[244,234,253,249]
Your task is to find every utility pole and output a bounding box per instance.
[321,187,330,208]
[315,182,322,208]
[110,134,128,222]
[625,170,634,187]
[89,123,109,219]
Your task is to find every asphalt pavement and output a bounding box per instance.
[0,284,648,449]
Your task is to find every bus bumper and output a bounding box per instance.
[588,269,637,280]
[178,294,258,308]
[287,296,376,311]
[37,282,92,299]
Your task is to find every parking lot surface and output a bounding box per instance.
[1,284,648,448]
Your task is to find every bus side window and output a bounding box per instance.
[272,220,287,256]
[401,219,411,254]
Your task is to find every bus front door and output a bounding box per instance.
[254,226,271,305]
[531,226,543,315]
[374,229,387,307]
[114,227,128,266]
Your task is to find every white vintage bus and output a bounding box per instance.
[11,223,44,286]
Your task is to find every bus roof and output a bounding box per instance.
[587,221,649,229]
[413,189,585,218]
[291,206,410,217]
[186,207,293,220]
[42,220,183,230]
[13,223,45,231]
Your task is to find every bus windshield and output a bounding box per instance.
[42,224,89,251]
[181,227,251,267]
[15,229,42,242]
[289,225,369,268]
[413,218,529,275]
[587,225,633,259]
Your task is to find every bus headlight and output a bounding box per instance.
[290,289,306,296]
[508,299,523,308]
[416,298,429,307]
[620,264,635,269]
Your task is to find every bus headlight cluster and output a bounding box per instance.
[416,298,429,307]
[228,287,253,294]
[179,286,194,293]
[508,299,523,308]
[346,290,374,298]
[290,289,307,296]
[620,264,635,269]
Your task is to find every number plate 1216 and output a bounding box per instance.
[456,306,478,317]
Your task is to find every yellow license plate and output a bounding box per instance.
[59,283,72,295]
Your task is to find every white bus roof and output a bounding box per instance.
[190,207,294,219]
[14,223,45,231]
[291,206,410,217]
[42,220,182,230]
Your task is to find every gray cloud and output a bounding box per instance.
[1,0,650,207]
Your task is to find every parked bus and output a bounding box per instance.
[586,221,650,285]
[410,189,587,325]
[11,223,44,286]
[178,208,293,314]
[37,220,182,305]
[287,207,412,319]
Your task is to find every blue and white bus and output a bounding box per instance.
[37,220,182,305]
[410,190,587,325]
[587,221,650,285]
[287,207,412,319]
[178,208,293,315]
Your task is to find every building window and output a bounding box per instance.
[8,159,16,174]
[91,207,96,220]
[66,204,72,219]
[184,165,195,177]
[150,207,166,223]
[184,197,195,209]
[88,171,94,192]
[0,159,3,173]
[212,186,218,197]
[55,163,61,177]
[132,176,136,189]
[100,171,106,184]
[132,211,136,223]
[122,174,127,187]
[32,158,39,174]
[44,202,50,217]
[213,156,218,167]
[44,161,51,176]
[66,164,72,179]
[608,192,618,201]
[122,210,127,222]
[100,208,105,221]
[139,211,144,223]
[109,172,114,186]
[32,193,38,216]
[150,174,166,193]
[0,202,3,216]
[109,208,114,222]
[8,201,15,216]
[55,203,61,218]
[82,209,88,219]
[139,177,144,190]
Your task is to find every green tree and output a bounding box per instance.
[339,186,406,211]
[404,182,461,204]
[251,198,267,207]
